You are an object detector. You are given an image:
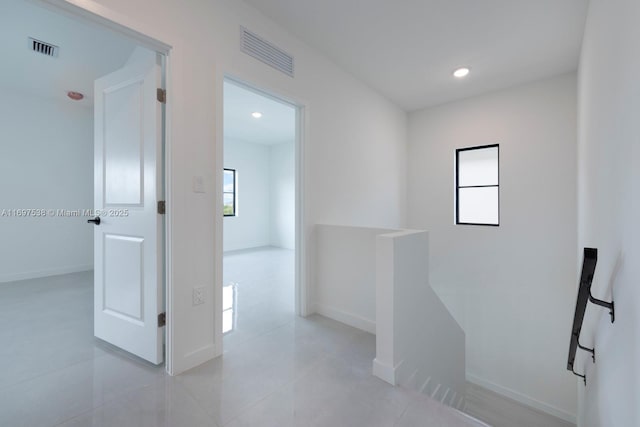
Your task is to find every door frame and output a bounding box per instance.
[217,75,309,350]
[37,0,175,372]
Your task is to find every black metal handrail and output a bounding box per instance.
[567,248,615,385]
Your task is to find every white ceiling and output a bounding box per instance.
[224,80,296,145]
[0,0,137,107]
[242,0,589,111]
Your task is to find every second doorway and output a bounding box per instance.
[222,79,298,347]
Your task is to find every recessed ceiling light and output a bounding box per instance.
[251,111,263,119]
[453,67,470,78]
[67,91,84,101]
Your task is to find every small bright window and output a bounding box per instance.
[456,144,499,226]
[222,283,236,334]
[223,168,236,217]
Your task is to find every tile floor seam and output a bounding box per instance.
[51,405,102,427]
[218,320,340,418]
[53,370,169,427]
[0,347,112,393]
[218,352,333,426]
[172,373,224,427]
[47,377,189,427]
[222,317,297,355]
[169,379,223,427]
[395,401,411,425]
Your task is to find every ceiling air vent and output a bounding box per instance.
[240,27,294,77]
[29,37,59,57]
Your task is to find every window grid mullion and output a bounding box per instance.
[458,184,499,189]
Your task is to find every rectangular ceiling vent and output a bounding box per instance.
[29,37,59,58]
[240,27,294,77]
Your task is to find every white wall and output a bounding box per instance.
[223,139,270,252]
[223,139,294,252]
[0,89,93,282]
[269,141,295,250]
[577,1,640,426]
[314,224,397,333]
[85,0,407,373]
[407,74,578,422]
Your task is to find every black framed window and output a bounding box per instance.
[455,144,499,226]
[223,168,236,217]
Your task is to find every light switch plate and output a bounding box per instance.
[192,176,205,193]
[193,287,205,305]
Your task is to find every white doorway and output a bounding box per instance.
[221,78,302,346]
[0,0,168,393]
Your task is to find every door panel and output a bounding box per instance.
[103,79,144,206]
[93,48,164,365]
[103,234,144,322]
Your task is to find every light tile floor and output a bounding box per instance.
[0,271,167,427]
[463,382,576,427]
[1,247,485,426]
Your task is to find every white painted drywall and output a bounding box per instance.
[241,0,588,112]
[224,80,296,145]
[0,0,136,107]
[269,141,295,250]
[314,224,397,333]
[0,89,93,282]
[374,230,465,403]
[87,0,407,373]
[223,139,294,252]
[407,74,578,422]
[576,1,640,426]
[223,138,271,252]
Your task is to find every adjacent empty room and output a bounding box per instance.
[222,79,297,348]
[0,2,167,424]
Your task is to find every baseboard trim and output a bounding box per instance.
[171,344,218,375]
[314,303,376,334]
[0,265,93,283]
[467,373,577,424]
[373,358,399,385]
[223,245,293,255]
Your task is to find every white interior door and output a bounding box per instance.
[92,48,164,365]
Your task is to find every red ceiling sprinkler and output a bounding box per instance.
[67,91,84,101]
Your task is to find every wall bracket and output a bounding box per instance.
[572,367,586,386]
[577,337,595,363]
[589,291,615,323]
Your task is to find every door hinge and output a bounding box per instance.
[157,200,166,214]
[157,88,166,104]
[158,312,166,327]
